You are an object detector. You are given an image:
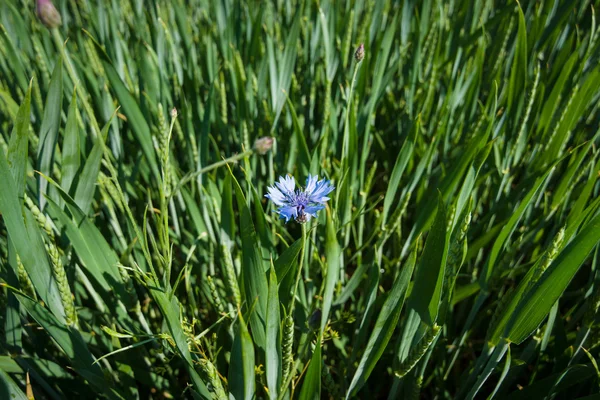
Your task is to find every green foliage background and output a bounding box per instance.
[1,0,600,398]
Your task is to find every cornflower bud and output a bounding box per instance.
[254,136,274,155]
[37,0,62,29]
[354,43,365,62]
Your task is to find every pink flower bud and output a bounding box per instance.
[354,43,365,62]
[37,0,62,29]
[254,137,274,155]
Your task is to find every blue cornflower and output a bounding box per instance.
[265,174,335,223]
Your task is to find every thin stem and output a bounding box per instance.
[170,149,254,198]
[341,60,362,164]
[290,223,308,313]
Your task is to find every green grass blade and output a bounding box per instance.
[271,12,301,130]
[0,150,66,323]
[0,24,28,93]
[61,90,80,195]
[480,161,561,290]
[274,238,302,284]
[347,249,416,397]
[0,368,28,400]
[505,212,600,344]
[298,336,321,400]
[229,167,268,349]
[321,208,341,332]
[381,130,415,227]
[42,181,137,316]
[85,33,160,180]
[265,267,282,399]
[408,193,448,326]
[507,3,527,111]
[6,81,31,198]
[229,313,256,400]
[147,286,211,398]
[37,56,62,210]
[11,291,119,398]
[73,115,113,214]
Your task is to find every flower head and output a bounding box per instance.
[37,0,62,29]
[254,136,274,155]
[265,174,335,223]
[354,43,365,62]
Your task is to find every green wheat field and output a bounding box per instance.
[1,0,600,398]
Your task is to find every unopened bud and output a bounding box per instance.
[254,136,274,155]
[354,43,365,62]
[37,0,62,29]
[170,107,178,119]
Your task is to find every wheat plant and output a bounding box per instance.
[1,0,600,399]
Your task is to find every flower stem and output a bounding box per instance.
[170,149,254,198]
[290,222,308,313]
[342,59,363,163]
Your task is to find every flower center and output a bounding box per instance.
[292,190,310,212]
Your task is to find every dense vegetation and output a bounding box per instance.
[1,0,600,398]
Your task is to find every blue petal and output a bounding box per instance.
[304,204,325,217]
[265,185,288,206]
[277,205,298,223]
[305,174,318,193]
[275,175,296,195]
[309,179,335,203]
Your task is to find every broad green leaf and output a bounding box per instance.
[537,51,578,139]
[73,114,114,214]
[37,56,62,210]
[347,249,416,397]
[507,4,527,111]
[465,341,510,400]
[543,68,600,166]
[11,292,120,398]
[0,24,28,93]
[229,168,268,349]
[404,125,489,256]
[0,88,19,120]
[6,82,31,198]
[505,212,600,344]
[334,262,369,306]
[61,90,80,195]
[480,160,562,290]
[321,207,340,332]
[148,285,211,398]
[44,193,137,315]
[220,173,235,247]
[265,267,281,399]
[0,150,66,323]
[408,193,448,326]
[298,337,321,400]
[382,129,415,227]
[85,33,160,180]
[567,157,600,231]
[270,11,301,130]
[285,95,311,177]
[229,313,256,400]
[552,131,599,210]
[274,238,302,284]
[0,369,28,400]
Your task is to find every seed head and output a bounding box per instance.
[37,0,62,29]
[354,43,365,62]
[254,136,274,155]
